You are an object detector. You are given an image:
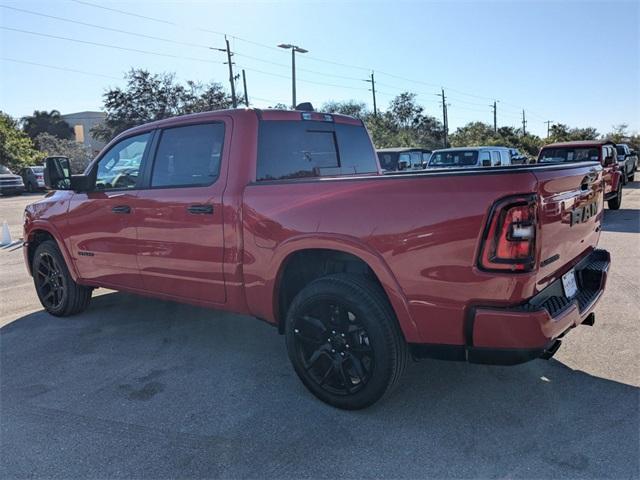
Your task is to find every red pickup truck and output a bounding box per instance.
[538,140,623,209]
[25,109,610,409]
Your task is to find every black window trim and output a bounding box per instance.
[89,129,156,193]
[145,121,226,190]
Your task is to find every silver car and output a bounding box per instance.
[427,146,513,169]
[615,144,637,183]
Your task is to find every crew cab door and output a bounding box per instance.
[65,132,152,288]
[133,121,228,304]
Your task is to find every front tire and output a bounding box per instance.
[32,240,92,316]
[285,273,408,410]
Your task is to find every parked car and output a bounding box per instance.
[427,146,513,168]
[615,143,637,183]
[538,140,623,209]
[0,164,25,196]
[377,147,431,172]
[19,165,46,192]
[509,148,531,165]
[27,108,610,409]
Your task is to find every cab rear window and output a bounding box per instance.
[257,121,378,181]
[539,147,600,163]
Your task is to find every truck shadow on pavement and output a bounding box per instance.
[1,292,638,479]
[603,208,640,233]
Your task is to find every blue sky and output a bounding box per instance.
[1,0,638,138]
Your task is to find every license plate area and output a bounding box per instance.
[562,269,578,299]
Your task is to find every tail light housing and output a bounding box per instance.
[478,195,538,272]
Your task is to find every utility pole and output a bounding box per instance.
[242,69,249,106]
[364,71,377,116]
[440,88,448,147]
[277,43,308,109]
[544,120,552,138]
[521,109,527,136]
[492,101,497,132]
[211,37,237,108]
[225,37,237,108]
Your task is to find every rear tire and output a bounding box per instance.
[607,184,622,210]
[32,240,92,316]
[285,273,408,410]
[629,173,635,182]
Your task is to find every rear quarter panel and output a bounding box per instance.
[242,171,542,345]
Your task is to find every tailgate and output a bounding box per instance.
[533,162,604,287]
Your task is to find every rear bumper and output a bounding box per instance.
[412,249,610,365]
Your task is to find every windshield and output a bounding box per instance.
[31,166,44,173]
[616,146,626,156]
[538,147,600,163]
[429,150,478,167]
[0,165,12,174]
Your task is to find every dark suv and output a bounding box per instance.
[20,165,46,192]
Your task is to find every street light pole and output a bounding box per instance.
[278,43,308,109]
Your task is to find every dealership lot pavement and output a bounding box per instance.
[1,186,639,479]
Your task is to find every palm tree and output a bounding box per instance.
[22,110,73,141]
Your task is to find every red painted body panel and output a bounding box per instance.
[23,109,609,353]
[538,141,621,196]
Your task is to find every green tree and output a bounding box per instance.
[21,109,74,141]
[93,69,234,142]
[365,93,445,149]
[604,124,640,150]
[322,100,369,119]
[35,133,93,173]
[547,123,599,143]
[0,112,43,170]
[449,121,543,156]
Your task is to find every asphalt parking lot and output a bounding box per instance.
[1,186,639,479]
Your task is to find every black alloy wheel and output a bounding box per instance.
[285,274,408,409]
[291,300,374,396]
[34,251,66,311]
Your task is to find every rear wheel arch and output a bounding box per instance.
[273,245,419,342]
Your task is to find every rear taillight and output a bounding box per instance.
[478,195,537,272]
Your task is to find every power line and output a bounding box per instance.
[4,5,371,85]
[0,26,215,63]
[0,5,211,50]
[7,2,551,125]
[68,0,546,116]
[70,0,183,27]
[1,57,121,80]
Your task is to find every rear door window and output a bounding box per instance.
[257,121,377,181]
[151,123,224,188]
[491,151,501,165]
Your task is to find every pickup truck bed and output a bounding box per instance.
[25,108,610,409]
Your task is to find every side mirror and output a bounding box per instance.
[44,157,71,190]
[481,159,491,167]
[44,157,93,191]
